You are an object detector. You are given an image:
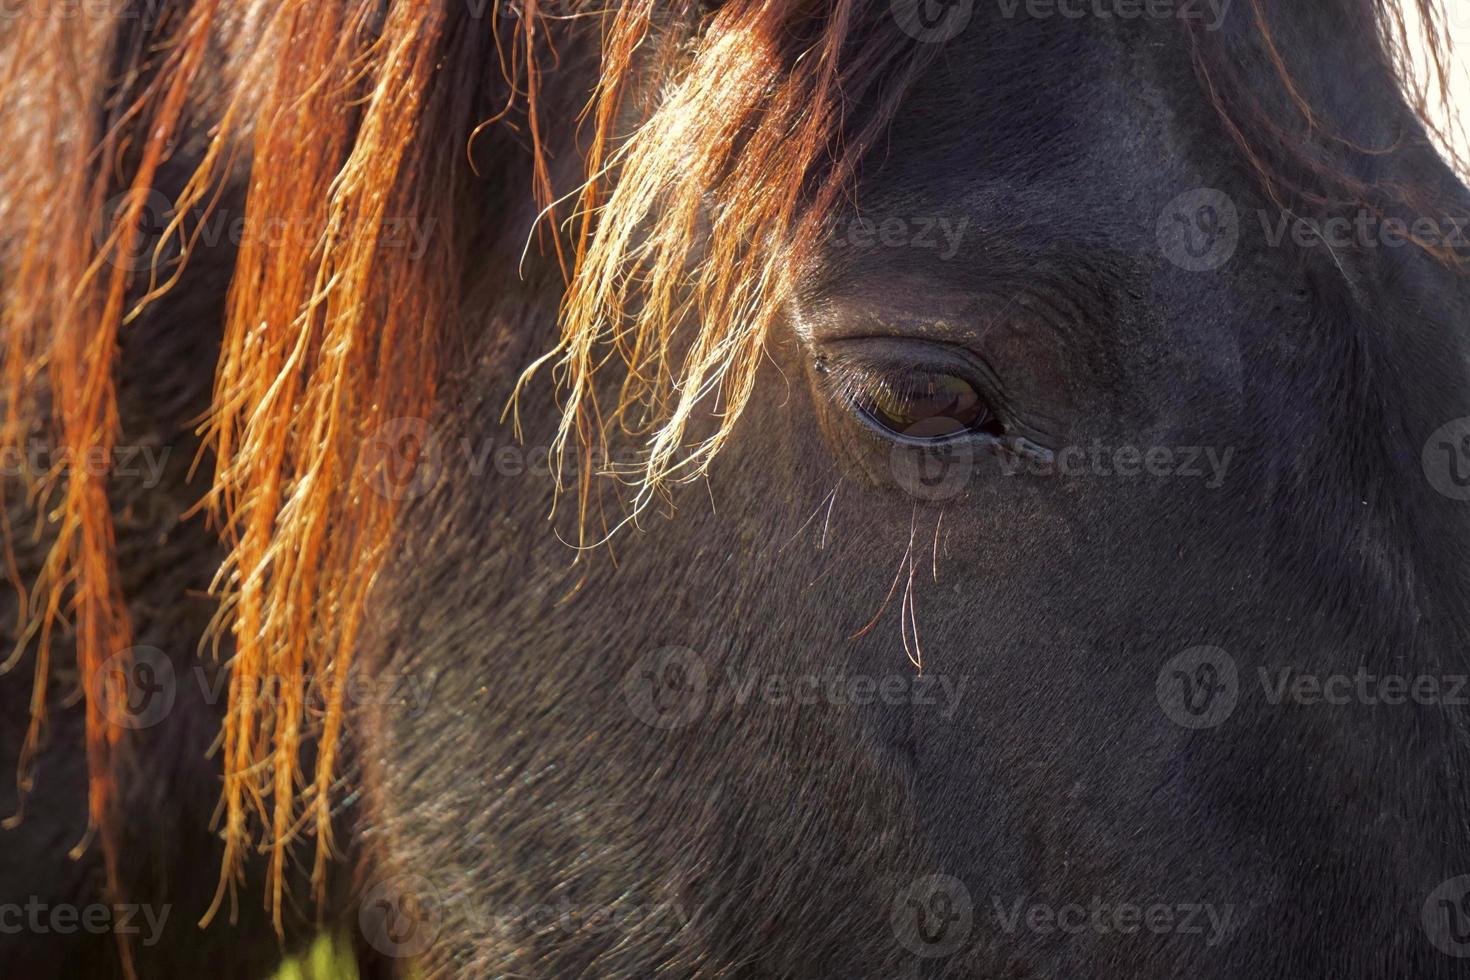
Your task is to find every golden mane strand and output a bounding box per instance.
[522,0,940,536]
[201,0,483,929]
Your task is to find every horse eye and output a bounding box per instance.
[854,372,998,442]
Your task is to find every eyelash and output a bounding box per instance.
[817,357,898,405]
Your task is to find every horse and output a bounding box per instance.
[4,0,1470,977]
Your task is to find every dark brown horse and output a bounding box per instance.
[4,1,1470,977]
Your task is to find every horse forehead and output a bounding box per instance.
[849,23,1187,228]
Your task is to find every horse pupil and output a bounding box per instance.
[872,374,986,439]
